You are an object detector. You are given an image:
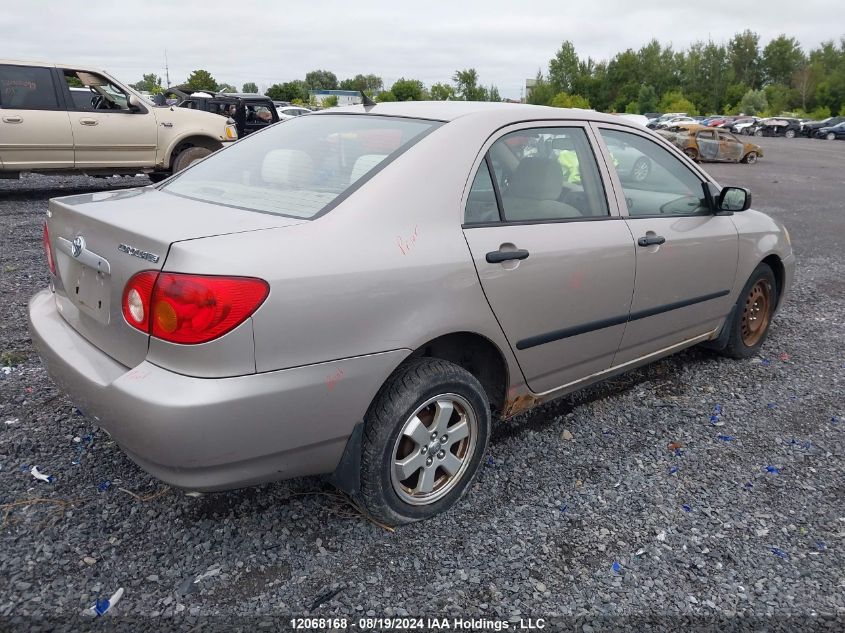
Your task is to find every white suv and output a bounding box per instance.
[0,60,237,182]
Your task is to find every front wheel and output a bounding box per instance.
[172,146,213,173]
[754,129,763,137]
[742,151,758,164]
[359,358,491,525]
[784,129,796,139]
[827,132,836,141]
[718,263,777,359]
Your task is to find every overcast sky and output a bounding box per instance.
[4,0,842,99]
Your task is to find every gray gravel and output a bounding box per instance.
[1,138,843,632]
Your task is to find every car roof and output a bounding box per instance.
[312,101,631,125]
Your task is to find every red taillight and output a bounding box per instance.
[122,271,269,344]
[43,222,56,275]
[122,271,158,333]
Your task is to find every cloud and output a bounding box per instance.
[3,0,841,98]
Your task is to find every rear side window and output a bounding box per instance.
[0,65,60,110]
[163,115,439,219]
[485,127,609,222]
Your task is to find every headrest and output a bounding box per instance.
[350,154,388,183]
[507,158,563,201]
[261,150,314,187]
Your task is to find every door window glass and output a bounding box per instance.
[599,128,709,217]
[62,70,131,111]
[486,127,608,221]
[464,160,500,224]
[0,65,59,110]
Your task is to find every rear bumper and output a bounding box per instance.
[28,289,408,491]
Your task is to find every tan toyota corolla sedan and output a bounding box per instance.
[29,102,794,525]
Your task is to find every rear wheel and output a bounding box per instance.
[754,129,763,137]
[684,148,699,161]
[359,358,491,526]
[172,146,212,173]
[784,129,796,139]
[718,263,777,359]
[742,151,758,164]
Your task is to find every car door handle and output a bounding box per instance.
[637,235,666,247]
[79,118,98,126]
[2,115,23,123]
[486,249,529,263]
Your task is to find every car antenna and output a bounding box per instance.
[360,91,376,108]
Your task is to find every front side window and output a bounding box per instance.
[484,127,609,222]
[62,70,131,111]
[0,64,59,110]
[163,114,439,218]
[599,128,709,217]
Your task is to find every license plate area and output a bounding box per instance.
[70,262,111,323]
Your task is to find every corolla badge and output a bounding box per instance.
[118,243,160,263]
[71,236,85,258]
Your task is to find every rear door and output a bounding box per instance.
[716,130,745,161]
[57,68,158,168]
[696,129,720,160]
[0,63,73,169]
[593,124,738,366]
[462,123,636,393]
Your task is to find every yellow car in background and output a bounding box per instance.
[658,124,763,164]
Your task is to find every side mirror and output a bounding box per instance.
[128,94,143,111]
[718,186,751,212]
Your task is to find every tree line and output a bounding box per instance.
[131,31,845,117]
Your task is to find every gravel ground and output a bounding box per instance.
[1,137,843,632]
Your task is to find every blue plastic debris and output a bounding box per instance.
[602,429,613,436]
[559,504,568,513]
[674,448,684,456]
[97,480,112,492]
[19,463,30,472]
[486,457,494,466]
[766,403,777,409]
[611,561,621,574]
[832,416,840,425]
[717,435,736,442]
[682,504,692,512]
[72,433,95,465]
[668,466,679,475]
[713,404,722,414]
[709,403,724,426]
[765,465,781,474]
[744,482,754,489]
[790,439,811,450]
[816,541,826,551]
[84,588,124,617]
[771,547,788,559]
[760,358,771,366]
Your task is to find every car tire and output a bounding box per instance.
[172,146,212,173]
[754,129,763,137]
[784,129,796,139]
[684,148,699,161]
[359,357,491,526]
[718,263,777,359]
[742,151,758,164]
[147,173,169,183]
[827,132,836,141]
[630,156,651,182]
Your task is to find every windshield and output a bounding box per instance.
[163,115,439,218]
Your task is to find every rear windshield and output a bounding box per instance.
[163,114,439,218]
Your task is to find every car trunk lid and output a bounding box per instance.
[47,186,303,368]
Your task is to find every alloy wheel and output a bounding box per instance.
[391,393,477,506]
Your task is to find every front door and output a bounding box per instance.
[594,125,738,365]
[462,124,636,393]
[58,69,157,168]
[0,63,73,170]
[716,130,746,162]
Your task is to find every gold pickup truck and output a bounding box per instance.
[0,59,237,182]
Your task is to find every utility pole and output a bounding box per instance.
[165,50,171,88]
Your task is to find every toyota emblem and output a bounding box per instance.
[71,236,85,258]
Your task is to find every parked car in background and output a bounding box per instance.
[0,59,236,182]
[752,117,802,138]
[730,117,758,135]
[815,121,845,140]
[175,90,280,137]
[615,113,649,127]
[653,116,696,129]
[658,124,763,163]
[802,116,845,137]
[277,105,312,120]
[30,102,793,525]
[647,112,687,129]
